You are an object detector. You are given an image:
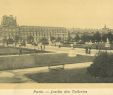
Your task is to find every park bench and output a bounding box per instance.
[48,64,65,71]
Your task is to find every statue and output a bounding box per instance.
[105,38,110,48]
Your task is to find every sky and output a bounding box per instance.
[0,0,113,29]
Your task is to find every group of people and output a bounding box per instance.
[85,47,91,54]
[40,45,45,50]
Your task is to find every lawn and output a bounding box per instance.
[0,46,49,55]
[0,63,113,83]
[0,62,113,83]
[25,67,113,83]
[0,54,94,70]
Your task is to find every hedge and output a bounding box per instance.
[87,52,113,77]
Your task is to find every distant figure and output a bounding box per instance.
[58,44,61,48]
[6,41,8,47]
[85,47,88,54]
[96,44,98,50]
[88,47,91,54]
[43,45,45,50]
[40,45,43,50]
[19,45,22,55]
[58,42,61,48]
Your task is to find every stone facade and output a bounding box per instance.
[0,15,112,44]
[0,15,69,44]
[19,26,69,42]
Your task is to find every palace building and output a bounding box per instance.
[19,26,69,43]
[0,15,112,44]
[0,15,69,43]
[0,15,19,42]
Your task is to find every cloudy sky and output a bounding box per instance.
[0,0,113,28]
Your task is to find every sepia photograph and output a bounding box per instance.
[0,0,113,85]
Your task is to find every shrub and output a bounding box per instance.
[87,52,113,77]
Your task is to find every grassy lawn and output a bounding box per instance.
[0,63,113,83]
[0,54,94,70]
[0,46,49,55]
[1,64,113,83]
[25,67,113,83]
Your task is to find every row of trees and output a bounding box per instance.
[71,32,113,44]
[3,31,113,46]
[2,35,58,46]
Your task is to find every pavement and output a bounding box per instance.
[25,45,99,56]
[0,45,99,57]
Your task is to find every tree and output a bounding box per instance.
[27,35,34,44]
[90,35,95,43]
[101,34,107,42]
[93,31,101,43]
[107,32,113,44]
[67,36,73,43]
[2,37,7,46]
[73,34,80,42]
[81,34,86,42]
[7,38,14,44]
[50,36,56,42]
[39,37,48,45]
[81,33,91,42]
[14,35,20,44]
[56,37,62,42]
[87,52,113,78]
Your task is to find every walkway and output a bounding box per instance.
[0,45,98,57]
